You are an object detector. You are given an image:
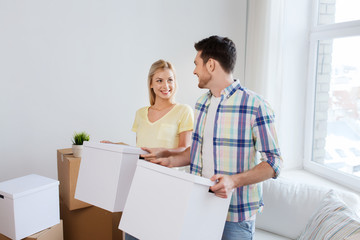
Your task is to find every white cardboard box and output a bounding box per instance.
[0,174,60,240]
[75,142,147,212]
[119,161,232,240]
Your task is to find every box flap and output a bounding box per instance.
[57,148,72,155]
[0,174,59,200]
[83,141,148,155]
[137,161,214,187]
[57,148,73,162]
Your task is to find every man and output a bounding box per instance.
[142,35,282,240]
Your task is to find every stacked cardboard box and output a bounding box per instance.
[0,174,60,240]
[57,149,123,240]
[57,149,91,211]
[60,201,122,240]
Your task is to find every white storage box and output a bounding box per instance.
[119,161,232,240]
[0,174,60,240]
[75,142,147,212]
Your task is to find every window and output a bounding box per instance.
[305,0,360,191]
[318,0,360,25]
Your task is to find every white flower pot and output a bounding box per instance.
[72,145,83,158]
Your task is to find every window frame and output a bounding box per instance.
[304,1,360,192]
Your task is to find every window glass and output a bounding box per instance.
[313,36,360,177]
[318,0,360,25]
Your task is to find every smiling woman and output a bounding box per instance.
[146,61,177,123]
[125,60,194,240]
[149,68,175,107]
[132,59,194,150]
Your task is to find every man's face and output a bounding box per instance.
[193,51,212,89]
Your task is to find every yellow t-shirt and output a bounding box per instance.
[132,104,194,148]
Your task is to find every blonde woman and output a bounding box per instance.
[101,59,193,149]
[125,61,194,240]
[132,59,193,150]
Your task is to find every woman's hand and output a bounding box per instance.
[140,147,172,167]
[100,140,113,144]
[140,147,190,168]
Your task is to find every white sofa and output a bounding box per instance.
[254,170,360,240]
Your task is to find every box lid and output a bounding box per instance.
[0,174,59,200]
[83,141,148,155]
[137,160,215,187]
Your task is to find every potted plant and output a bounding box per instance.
[72,131,90,157]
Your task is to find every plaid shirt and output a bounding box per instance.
[190,80,282,222]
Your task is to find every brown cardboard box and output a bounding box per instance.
[57,149,91,211]
[26,220,64,240]
[0,221,63,240]
[0,233,11,240]
[60,200,123,240]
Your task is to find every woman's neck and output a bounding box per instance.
[151,99,175,111]
[148,100,176,123]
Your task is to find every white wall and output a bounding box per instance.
[0,0,247,181]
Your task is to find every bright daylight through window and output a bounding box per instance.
[310,0,360,188]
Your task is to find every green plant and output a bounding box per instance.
[72,131,90,145]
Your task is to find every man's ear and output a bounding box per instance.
[206,58,216,72]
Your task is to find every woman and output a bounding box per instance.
[103,60,193,240]
[126,61,194,240]
[132,59,193,150]
[102,59,193,149]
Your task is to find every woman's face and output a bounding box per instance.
[150,68,176,102]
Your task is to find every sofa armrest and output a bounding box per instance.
[255,175,360,239]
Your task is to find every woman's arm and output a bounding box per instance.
[141,146,191,168]
[177,130,192,148]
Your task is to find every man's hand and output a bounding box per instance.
[141,147,172,167]
[210,174,236,198]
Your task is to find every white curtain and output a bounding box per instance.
[244,0,285,129]
[244,0,314,170]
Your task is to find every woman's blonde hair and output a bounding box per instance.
[148,59,177,105]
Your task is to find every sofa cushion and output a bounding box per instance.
[345,232,360,240]
[256,178,360,239]
[298,190,360,240]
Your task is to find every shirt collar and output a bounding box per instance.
[223,79,242,97]
[207,79,242,99]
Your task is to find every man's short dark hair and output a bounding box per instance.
[194,35,237,73]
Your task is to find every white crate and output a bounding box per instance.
[119,161,232,240]
[0,174,60,240]
[75,142,147,212]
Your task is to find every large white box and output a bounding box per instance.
[0,174,60,240]
[119,161,232,240]
[75,142,147,212]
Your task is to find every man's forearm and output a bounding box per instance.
[231,161,275,188]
